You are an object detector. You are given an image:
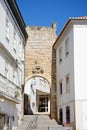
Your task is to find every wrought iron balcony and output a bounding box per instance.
[0,73,21,103]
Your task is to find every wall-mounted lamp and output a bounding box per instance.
[0,98,4,102]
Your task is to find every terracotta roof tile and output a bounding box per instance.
[69,16,87,20]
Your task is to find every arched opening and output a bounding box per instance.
[24,76,50,115]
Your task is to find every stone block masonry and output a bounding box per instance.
[25,23,57,119]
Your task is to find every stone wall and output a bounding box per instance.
[51,48,57,119]
[25,23,57,119]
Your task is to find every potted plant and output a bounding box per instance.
[15,90,20,98]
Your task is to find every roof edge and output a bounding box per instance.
[53,16,87,48]
[5,0,28,39]
[53,19,71,47]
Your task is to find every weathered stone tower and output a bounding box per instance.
[25,23,57,119]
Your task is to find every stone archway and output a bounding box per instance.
[24,76,50,115]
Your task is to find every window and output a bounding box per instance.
[13,68,16,83]
[5,61,8,78]
[22,47,24,60]
[59,81,62,95]
[66,106,70,123]
[19,40,22,59]
[66,74,70,93]
[5,12,9,42]
[13,26,16,53]
[65,37,69,56]
[38,95,48,112]
[59,108,63,124]
[59,47,62,62]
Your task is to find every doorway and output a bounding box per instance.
[38,95,48,112]
[0,114,5,130]
[24,94,33,115]
[24,94,28,115]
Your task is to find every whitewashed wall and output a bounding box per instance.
[55,20,87,130]
[55,26,75,125]
[74,24,87,100]
[0,0,24,62]
[74,24,87,130]
[0,0,25,88]
[0,100,18,130]
[0,1,25,130]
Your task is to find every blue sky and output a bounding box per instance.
[16,0,87,34]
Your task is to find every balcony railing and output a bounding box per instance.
[0,73,21,103]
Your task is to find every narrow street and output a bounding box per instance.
[17,115,63,130]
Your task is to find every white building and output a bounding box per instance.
[0,0,28,130]
[54,16,87,130]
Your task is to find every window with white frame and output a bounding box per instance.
[59,80,62,95]
[13,26,16,53]
[19,40,22,59]
[13,68,16,83]
[5,61,8,78]
[5,12,9,42]
[65,37,69,56]
[59,47,62,62]
[22,46,24,60]
[66,74,70,93]
[66,106,70,123]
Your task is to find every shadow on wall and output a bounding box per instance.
[24,104,33,115]
[24,94,33,115]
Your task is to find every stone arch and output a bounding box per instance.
[24,76,51,115]
[25,75,51,87]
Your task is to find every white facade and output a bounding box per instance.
[0,0,27,130]
[74,23,87,130]
[54,17,87,130]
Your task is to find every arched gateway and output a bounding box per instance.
[25,24,57,119]
[24,76,50,115]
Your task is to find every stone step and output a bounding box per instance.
[17,115,64,130]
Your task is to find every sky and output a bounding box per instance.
[16,0,87,35]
